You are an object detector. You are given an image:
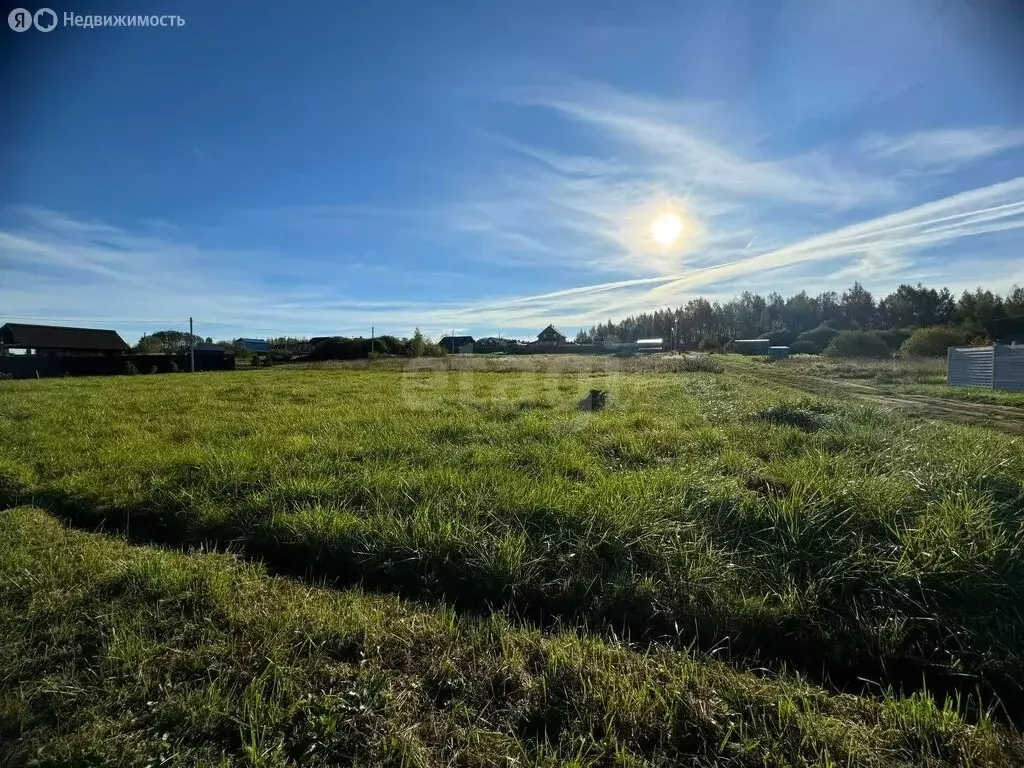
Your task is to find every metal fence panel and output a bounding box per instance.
[947,346,993,388]
[993,344,1024,392]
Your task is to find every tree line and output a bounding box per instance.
[133,283,1024,362]
[574,283,1024,351]
[134,328,447,360]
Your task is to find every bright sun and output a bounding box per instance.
[650,212,684,246]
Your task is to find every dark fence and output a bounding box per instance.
[506,343,605,355]
[0,352,235,379]
[989,317,1024,344]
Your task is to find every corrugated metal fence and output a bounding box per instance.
[947,347,993,388]
[994,344,1024,392]
[947,345,1024,392]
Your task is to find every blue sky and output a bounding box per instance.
[2,0,1023,343]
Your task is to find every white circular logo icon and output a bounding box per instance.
[8,7,33,31]
[34,8,57,31]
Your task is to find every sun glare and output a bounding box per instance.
[650,212,684,246]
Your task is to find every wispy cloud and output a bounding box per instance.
[511,82,904,208]
[4,73,1024,342]
[439,81,1024,313]
[828,249,912,283]
[439,176,1024,330]
[440,82,923,281]
[858,127,1024,172]
[2,175,1022,341]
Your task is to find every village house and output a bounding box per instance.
[439,335,475,354]
[0,323,131,357]
[536,325,567,345]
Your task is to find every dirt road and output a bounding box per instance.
[749,368,1024,434]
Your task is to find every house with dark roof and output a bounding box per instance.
[537,325,567,345]
[193,343,228,354]
[0,323,131,357]
[439,335,475,354]
[474,336,509,354]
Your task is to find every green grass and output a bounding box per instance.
[726,354,1024,408]
[3,507,1022,767]
[731,354,949,385]
[2,358,1024,763]
[291,352,726,374]
[894,384,1024,408]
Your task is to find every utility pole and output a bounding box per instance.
[370,326,374,355]
[189,316,195,373]
[451,329,455,354]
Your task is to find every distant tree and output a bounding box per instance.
[934,287,956,326]
[309,337,361,361]
[840,282,877,329]
[794,325,840,354]
[225,340,254,361]
[1005,285,1024,318]
[817,291,843,328]
[267,337,309,360]
[879,284,955,328]
[134,335,163,354]
[572,281,1022,355]
[782,291,820,334]
[402,328,447,357]
[956,288,1007,334]
[698,333,723,352]
[765,327,795,346]
[874,328,914,352]
[901,326,970,358]
[407,327,427,357]
[824,331,890,359]
[423,342,447,357]
[134,330,202,354]
[374,335,401,355]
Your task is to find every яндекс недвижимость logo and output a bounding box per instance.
[8,8,57,32]
[8,8,184,31]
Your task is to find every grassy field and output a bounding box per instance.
[2,356,1024,765]
[741,355,1024,408]
[894,384,1024,408]
[755,356,950,385]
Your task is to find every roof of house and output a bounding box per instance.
[538,325,566,338]
[237,338,271,352]
[0,323,131,352]
[440,335,475,347]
